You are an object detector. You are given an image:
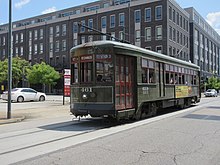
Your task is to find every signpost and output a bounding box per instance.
[63,69,71,105]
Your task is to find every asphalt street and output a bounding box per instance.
[9,96,220,165]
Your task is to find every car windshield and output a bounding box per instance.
[207,89,214,92]
[12,88,19,92]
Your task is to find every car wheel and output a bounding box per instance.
[39,95,45,101]
[17,96,24,102]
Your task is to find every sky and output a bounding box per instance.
[0,0,220,34]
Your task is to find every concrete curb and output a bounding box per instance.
[0,115,25,125]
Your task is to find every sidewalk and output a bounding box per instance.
[0,95,71,125]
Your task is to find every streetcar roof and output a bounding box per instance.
[70,41,200,70]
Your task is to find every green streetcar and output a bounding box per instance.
[70,41,200,120]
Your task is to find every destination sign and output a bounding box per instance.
[96,54,112,60]
[80,55,93,61]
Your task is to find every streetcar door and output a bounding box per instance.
[115,56,135,110]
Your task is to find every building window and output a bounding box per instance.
[119,31,123,40]
[101,16,107,28]
[156,46,162,53]
[145,47,151,50]
[55,56,59,66]
[81,36,85,44]
[73,22,78,33]
[111,32,115,41]
[119,13,125,26]
[34,44,37,54]
[20,33,23,43]
[177,31,179,43]
[180,15,183,28]
[29,46,32,55]
[62,24,66,36]
[40,43,43,54]
[20,46,23,56]
[155,6,162,20]
[145,8,151,22]
[135,30,140,42]
[75,9,80,14]
[173,47,176,56]
[56,25,60,36]
[62,40,66,51]
[173,28,176,42]
[169,6,172,20]
[135,10,141,23]
[172,9,175,23]
[29,31,32,40]
[15,47,18,56]
[34,30,38,40]
[39,29,44,39]
[3,37,5,45]
[15,34,19,43]
[88,35,93,42]
[101,35,106,41]
[177,12,179,25]
[104,3,109,8]
[145,27,151,41]
[55,41,60,52]
[88,19,93,31]
[169,26,172,40]
[73,39,77,46]
[49,42,53,52]
[194,29,199,42]
[110,15,115,28]
[80,20,85,32]
[155,26,162,40]
[2,49,5,56]
[49,27,53,36]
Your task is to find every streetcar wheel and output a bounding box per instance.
[150,103,157,117]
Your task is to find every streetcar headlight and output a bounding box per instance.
[82,94,88,100]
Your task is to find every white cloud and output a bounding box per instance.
[15,0,31,9]
[206,11,220,35]
[41,7,57,14]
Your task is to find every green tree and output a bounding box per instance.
[206,76,220,91]
[26,62,60,92]
[0,57,30,87]
[0,60,7,83]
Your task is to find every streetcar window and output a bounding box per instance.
[149,69,155,83]
[141,59,155,84]
[72,63,78,83]
[80,62,93,83]
[96,61,113,82]
[165,72,169,84]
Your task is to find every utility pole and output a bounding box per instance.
[7,0,12,119]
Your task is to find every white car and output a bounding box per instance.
[1,88,46,102]
[204,89,218,97]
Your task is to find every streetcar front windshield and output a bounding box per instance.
[96,61,113,83]
[80,62,93,83]
[71,54,113,84]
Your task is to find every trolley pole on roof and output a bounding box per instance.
[7,0,12,119]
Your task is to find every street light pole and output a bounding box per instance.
[7,0,12,119]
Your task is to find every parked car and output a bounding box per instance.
[1,88,46,102]
[204,89,218,97]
